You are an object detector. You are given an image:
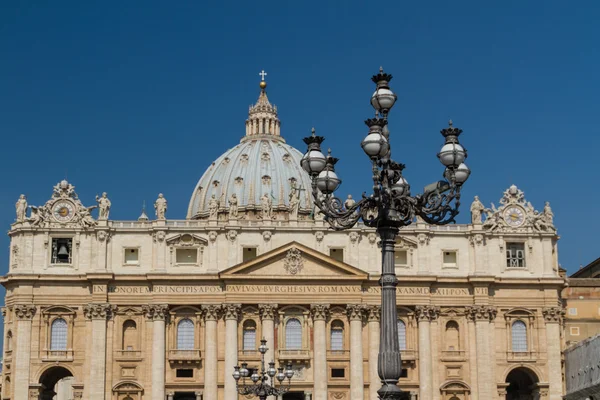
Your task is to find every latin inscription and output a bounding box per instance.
[94,285,223,294]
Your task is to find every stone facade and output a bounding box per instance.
[564,334,600,400]
[1,79,565,400]
[563,258,600,347]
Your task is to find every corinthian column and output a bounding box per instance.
[13,305,36,400]
[84,303,114,400]
[142,305,169,400]
[415,305,439,400]
[203,305,221,400]
[543,307,565,400]
[259,304,278,365]
[366,305,380,400]
[311,304,330,400]
[224,304,241,400]
[467,305,496,400]
[347,305,365,400]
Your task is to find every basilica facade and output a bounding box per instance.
[2,79,564,400]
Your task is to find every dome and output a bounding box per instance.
[186,78,313,220]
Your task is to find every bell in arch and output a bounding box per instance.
[57,244,69,256]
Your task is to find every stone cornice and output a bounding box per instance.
[258,304,278,321]
[14,304,36,320]
[83,303,115,320]
[223,303,241,320]
[310,304,330,321]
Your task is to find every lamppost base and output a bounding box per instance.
[378,384,410,400]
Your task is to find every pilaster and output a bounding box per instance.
[415,305,439,400]
[466,305,497,400]
[83,303,115,400]
[203,304,221,400]
[347,304,365,400]
[143,305,169,400]
[259,303,278,365]
[543,307,565,400]
[366,305,381,400]
[223,304,241,400]
[14,305,36,400]
[311,304,330,400]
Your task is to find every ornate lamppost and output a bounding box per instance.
[233,339,295,400]
[301,68,470,400]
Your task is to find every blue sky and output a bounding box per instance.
[0,0,598,284]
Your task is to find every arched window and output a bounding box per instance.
[397,320,407,350]
[285,318,302,349]
[122,320,137,351]
[6,331,12,352]
[177,319,195,350]
[330,320,344,351]
[50,318,68,351]
[243,320,257,351]
[511,320,528,352]
[445,321,460,351]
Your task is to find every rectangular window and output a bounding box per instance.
[243,247,257,263]
[176,369,194,378]
[331,368,345,378]
[330,328,343,351]
[506,243,526,268]
[442,251,458,268]
[395,250,408,267]
[400,368,408,379]
[570,327,580,336]
[176,249,197,264]
[51,238,73,264]
[568,308,578,316]
[329,248,344,262]
[124,248,139,265]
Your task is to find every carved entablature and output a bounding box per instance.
[14,304,36,320]
[310,304,330,321]
[542,307,565,324]
[83,303,115,320]
[202,304,222,321]
[466,305,497,322]
[346,304,365,321]
[223,303,242,321]
[18,180,99,229]
[481,184,556,234]
[142,305,169,321]
[415,305,440,322]
[258,304,278,321]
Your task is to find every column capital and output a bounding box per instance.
[465,305,497,322]
[258,303,278,320]
[14,304,36,320]
[346,304,365,321]
[202,304,222,321]
[310,303,330,321]
[223,303,242,320]
[415,305,440,322]
[542,307,565,324]
[366,305,381,322]
[142,304,169,321]
[83,303,115,320]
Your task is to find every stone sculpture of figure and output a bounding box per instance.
[289,184,300,219]
[78,206,97,228]
[482,208,500,231]
[28,205,44,226]
[208,194,219,219]
[15,194,28,222]
[228,194,238,219]
[344,194,356,210]
[261,193,272,220]
[95,192,111,220]
[154,193,168,220]
[543,201,554,225]
[470,195,485,224]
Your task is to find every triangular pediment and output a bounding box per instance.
[220,241,368,280]
[166,233,208,246]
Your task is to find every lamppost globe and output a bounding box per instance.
[276,368,285,383]
[361,132,389,158]
[250,370,260,383]
[391,176,410,197]
[301,150,326,174]
[371,87,397,114]
[453,163,471,185]
[316,170,341,194]
[285,363,294,379]
[437,142,467,167]
[233,366,241,381]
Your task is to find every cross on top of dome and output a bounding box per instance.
[245,70,282,141]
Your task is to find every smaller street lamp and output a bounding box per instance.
[233,338,295,400]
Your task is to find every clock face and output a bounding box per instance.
[52,201,75,223]
[504,206,525,227]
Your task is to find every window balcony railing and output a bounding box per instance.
[168,349,202,363]
[115,350,143,361]
[440,350,466,361]
[400,349,417,361]
[42,350,74,362]
[277,349,311,361]
[507,351,536,362]
[239,350,261,360]
[327,350,350,360]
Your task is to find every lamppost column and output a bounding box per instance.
[203,305,221,400]
[415,306,436,400]
[367,305,381,400]
[224,304,241,400]
[543,307,565,400]
[347,304,365,400]
[13,305,36,400]
[311,304,330,400]
[377,225,404,400]
[259,304,278,367]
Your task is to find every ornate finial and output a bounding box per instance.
[327,148,332,155]
[259,69,267,90]
[379,66,384,73]
[138,201,149,221]
[311,127,316,136]
[448,119,453,126]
